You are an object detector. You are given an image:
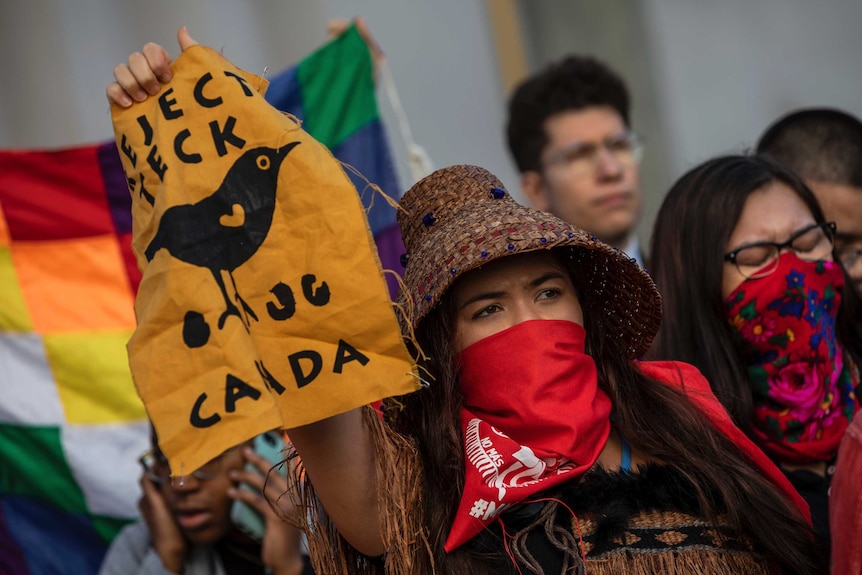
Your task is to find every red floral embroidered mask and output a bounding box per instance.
[444,320,612,551]
[725,253,858,463]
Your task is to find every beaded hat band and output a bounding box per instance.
[396,164,661,358]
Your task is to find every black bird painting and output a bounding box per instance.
[144,142,300,329]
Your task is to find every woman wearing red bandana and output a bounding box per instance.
[109,44,825,574]
[649,155,862,556]
[286,164,821,574]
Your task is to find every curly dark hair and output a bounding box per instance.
[506,55,630,173]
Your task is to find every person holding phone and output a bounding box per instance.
[99,429,309,575]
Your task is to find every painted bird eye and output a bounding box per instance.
[257,155,271,170]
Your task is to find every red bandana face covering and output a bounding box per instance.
[444,320,612,551]
[725,253,858,464]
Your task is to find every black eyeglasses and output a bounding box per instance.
[724,221,836,280]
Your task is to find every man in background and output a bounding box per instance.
[506,56,646,266]
[757,108,862,296]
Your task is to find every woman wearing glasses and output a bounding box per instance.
[100,432,309,575]
[648,154,862,550]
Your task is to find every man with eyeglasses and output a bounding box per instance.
[99,430,308,575]
[506,55,645,266]
[757,108,862,297]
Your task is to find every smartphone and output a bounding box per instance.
[230,431,285,541]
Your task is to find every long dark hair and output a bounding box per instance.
[647,154,862,433]
[386,245,823,574]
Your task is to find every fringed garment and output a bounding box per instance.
[471,465,771,574]
[290,408,771,574]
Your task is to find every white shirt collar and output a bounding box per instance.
[621,236,644,268]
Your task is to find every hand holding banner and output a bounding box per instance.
[111,44,418,476]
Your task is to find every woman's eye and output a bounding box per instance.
[791,229,820,252]
[474,305,500,318]
[537,288,561,301]
[735,246,772,267]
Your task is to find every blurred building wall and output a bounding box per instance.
[2,0,861,238]
[514,0,862,245]
[0,0,520,197]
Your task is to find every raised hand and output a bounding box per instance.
[138,475,187,573]
[326,16,383,62]
[106,26,199,107]
[229,446,305,575]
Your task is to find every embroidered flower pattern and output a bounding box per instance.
[725,257,857,460]
[740,314,776,345]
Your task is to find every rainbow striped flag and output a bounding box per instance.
[0,24,403,574]
[0,143,147,574]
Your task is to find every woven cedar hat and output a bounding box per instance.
[397,165,661,358]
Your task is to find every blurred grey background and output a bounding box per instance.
[1,0,860,245]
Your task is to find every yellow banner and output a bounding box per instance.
[111,46,418,475]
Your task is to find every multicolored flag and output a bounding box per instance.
[265,24,406,297]
[0,142,147,574]
[0,23,407,574]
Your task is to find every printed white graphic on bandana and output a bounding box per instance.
[465,417,553,501]
[468,498,508,521]
[469,498,489,518]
